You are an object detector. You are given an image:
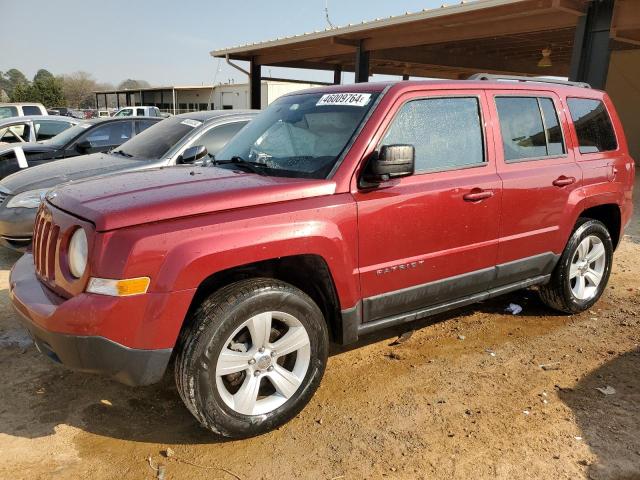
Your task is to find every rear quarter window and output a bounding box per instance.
[22,106,42,116]
[567,98,617,154]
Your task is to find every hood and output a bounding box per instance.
[49,166,337,231]
[0,152,150,194]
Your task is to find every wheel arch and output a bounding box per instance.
[178,254,345,345]
[577,203,622,249]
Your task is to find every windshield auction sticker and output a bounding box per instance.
[316,93,372,107]
[180,119,203,128]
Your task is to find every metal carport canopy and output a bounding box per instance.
[210,0,593,81]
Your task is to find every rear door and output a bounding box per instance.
[354,90,502,323]
[490,90,582,280]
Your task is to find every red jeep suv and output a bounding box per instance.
[10,77,635,438]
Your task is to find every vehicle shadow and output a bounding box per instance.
[0,284,565,445]
[558,348,640,480]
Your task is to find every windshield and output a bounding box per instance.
[114,116,202,159]
[214,91,379,178]
[46,122,90,146]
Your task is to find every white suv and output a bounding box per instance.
[0,103,47,119]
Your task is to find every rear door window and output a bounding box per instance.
[566,98,617,154]
[136,108,145,116]
[81,121,133,147]
[380,96,485,173]
[495,96,566,161]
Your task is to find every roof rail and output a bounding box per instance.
[467,73,591,89]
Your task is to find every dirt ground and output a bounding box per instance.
[1,210,639,479]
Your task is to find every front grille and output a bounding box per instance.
[33,208,60,283]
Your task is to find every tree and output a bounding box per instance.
[117,79,151,90]
[0,68,29,98]
[11,74,65,107]
[31,75,65,107]
[59,71,98,108]
[33,69,54,83]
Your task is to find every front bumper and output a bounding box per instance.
[0,204,37,251]
[9,254,195,386]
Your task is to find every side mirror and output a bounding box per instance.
[180,145,208,164]
[75,140,92,153]
[360,144,415,187]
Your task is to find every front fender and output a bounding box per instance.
[94,194,360,309]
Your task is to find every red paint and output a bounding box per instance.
[10,80,635,352]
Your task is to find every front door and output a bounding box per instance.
[354,91,502,323]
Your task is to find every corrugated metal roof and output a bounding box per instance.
[210,0,524,57]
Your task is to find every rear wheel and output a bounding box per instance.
[175,278,328,438]
[539,219,613,313]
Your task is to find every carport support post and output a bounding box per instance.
[250,58,262,109]
[569,0,614,89]
[172,88,176,115]
[355,41,370,83]
[333,65,342,85]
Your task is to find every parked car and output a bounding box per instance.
[9,78,634,438]
[0,116,81,147]
[0,116,161,180]
[48,107,84,119]
[114,106,164,117]
[97,110,111,118]
[0,102,47,119]
[0,110,256,250]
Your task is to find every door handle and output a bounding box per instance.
[552,176,576,187]
[463,189,494,202]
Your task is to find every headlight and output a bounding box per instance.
[68,228,88,278]
[6,188,50,209]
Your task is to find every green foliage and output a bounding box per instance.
[0,68,29,98]
[10,72,65,107]
[33,69,54,83]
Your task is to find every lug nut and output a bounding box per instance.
[248,358,256,365]
[259,347,265,353]
[254,370,261,377]
[267,366,274,372]
[270,351,276,357]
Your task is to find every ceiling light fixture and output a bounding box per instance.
[538,47,553,68]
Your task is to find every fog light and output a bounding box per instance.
[87,277,150,296]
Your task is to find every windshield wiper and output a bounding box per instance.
[213,156,267,176]
[112,149,133,157]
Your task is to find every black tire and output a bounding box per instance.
[175,278,328,438]
[539,218,613,313]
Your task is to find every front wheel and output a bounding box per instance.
[539,219,613,313]
[175,278,328,438]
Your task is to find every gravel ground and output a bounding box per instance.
[0,217,638,479]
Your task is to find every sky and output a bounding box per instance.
[1,0,447,87]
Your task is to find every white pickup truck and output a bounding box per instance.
[113,106,166,117]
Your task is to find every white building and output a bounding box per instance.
[94,79,326,114]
